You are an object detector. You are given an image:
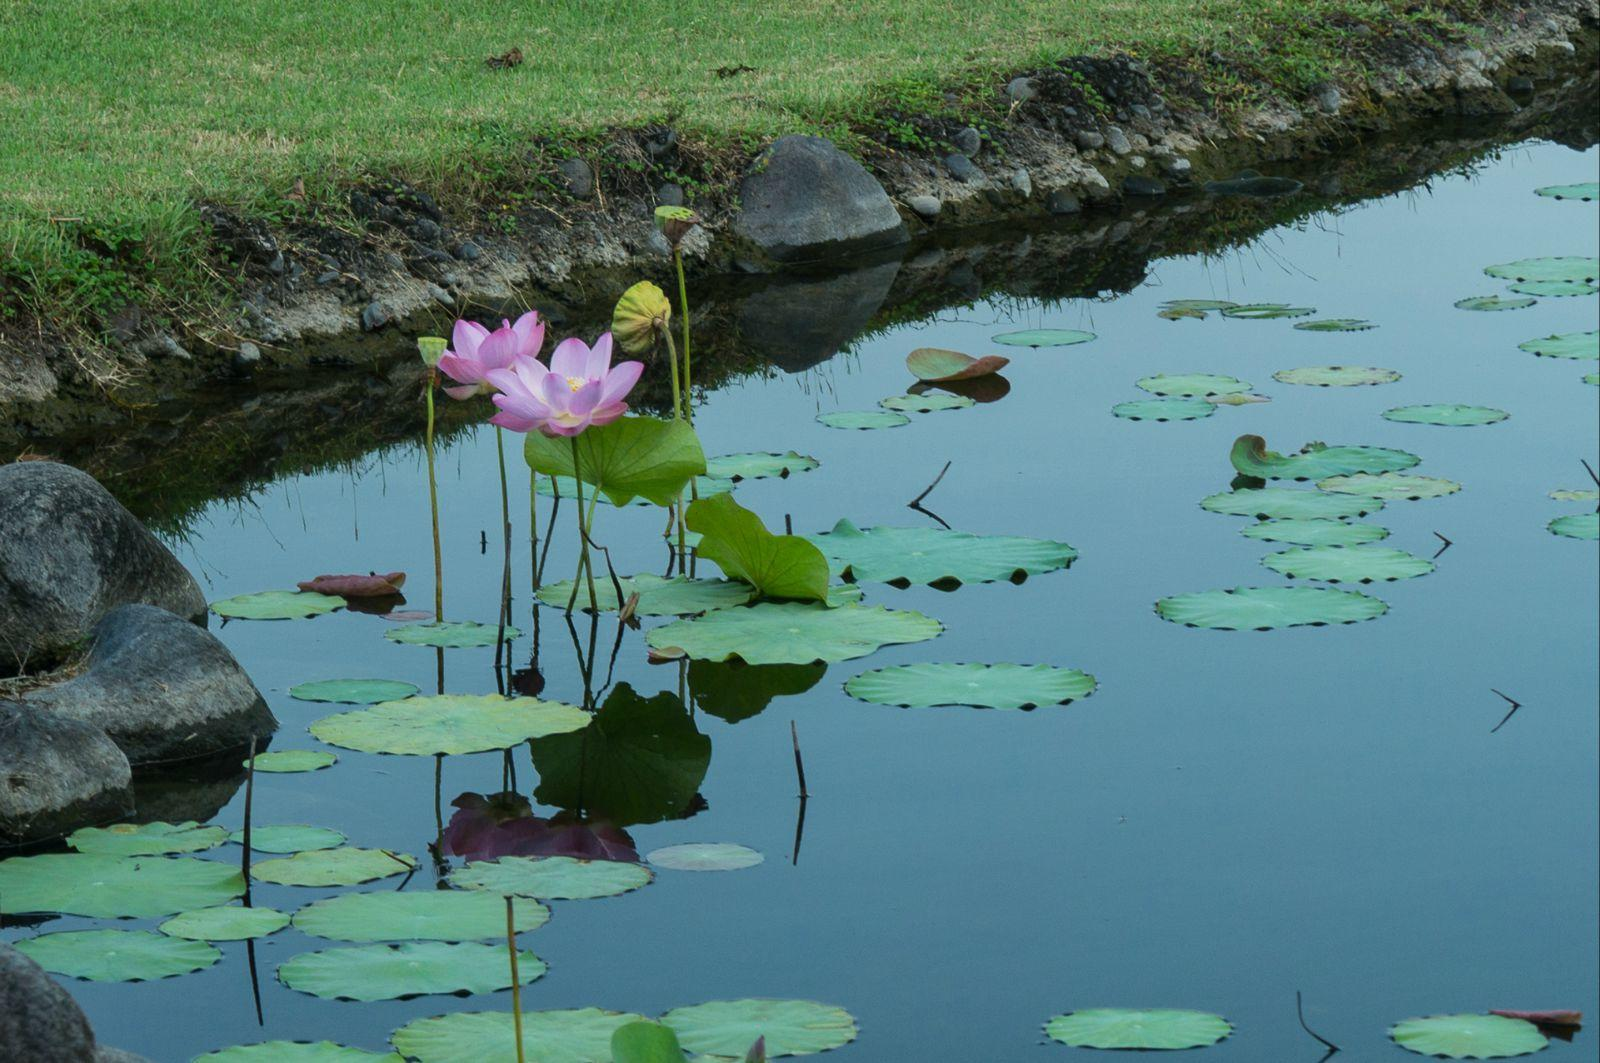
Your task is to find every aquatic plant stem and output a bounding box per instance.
[673,248,693,423]
[529,469,540,589]
[661,312,683,422]
[565,437,599,613]
[495,427,512,666]
[424,371,444,621]
[506,896,526,1063]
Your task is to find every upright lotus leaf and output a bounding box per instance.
[293,890,550,943]
[662,999,858,1057]
[706,451,819,481]
[687,494,829,604]
[612,1022,687,1063]
[612,281,671,354]
[647,843,764,871]
[1549,512,1599,540]
[1239,519,1389,547]
[229,824,346,853]
[68,821,227,857]
[251,847,417,887]
[687,659,827,723]
[1509,279,1597,297]
[1317,472,1461,500]
[1201,487,1382,520]
[1274,365,1401,386]
[537,474,733,507]
[1044,1009,1233,1050]
[289,679,419,704]
[1455,295,1536,311]
[392,1008,648,1063]
[1390,1014,1547,1058]
[1518,330,1598,360]
[14,929,219,982]
[816,410,909,430]
[160,905,290,941]
[808,521,1076,587]
[250,749,337,773]
[1484,256,1598,283]
[1136,373,1251,397]
[310,694,589,756]
[196,1044,403,1062]
[211,590,343,620]
[1155,586,1388,630]
[1221,303,1314,319]
[385,620,518,648]
[905,348,1009,382]
[1383,404,1508,427]
[1229,435,1419,481]
[1263,545,1435,583]
[991,328,1095,347]
[0,853,243,918]
[539,574,756,616]
[1293,318,1376,331]
[1112,398,1216,422]
[449,855,653,900]
[845,662,1096,710]
[880,392,974,413]
[280,941,544,1002]
[523,414,706,507]
[647,603,941,665]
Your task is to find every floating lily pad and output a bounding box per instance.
[293,890,548,943]
[1508,279,1597,297]
[906,348,1010,382]
[1044,1009,1233,1050]
[1383,404,1508,427]
[250,749,337,773]
[212,591,343,620]
[1536,182,1599,201]
[1390,1014,1547,1059]
[1550,488,1600,501]
[1240,519,1390,547]
[1455,295,1536,311]
[1112,398,1216,422]
[1221,303,1314,319]
[160,905,290,941]
[14,929,219,982]
[279,941,543,1002]
[1549,512,1599,540]
[816,410,910,430]
[289,679,419,704]
[879,392,975,413]
[0,853,243,918]
[1230,436,1420,481]
[647,603,941,665]
[392,1009,646,1063]
[1518,330,1599,360]
[68,821,227,857]
[1156,586,1387,629]
[1201,488,1382,520]
[1273,365,1401,386]
[196,1043,403,1062]
[1293,318,1376,331]
[1485,255,1598,283]
[1159,299,1239,312]
[537,473,732,506]
[251,847,417,887]
[384,620,518,648]
[310,694,588,756]
[1263,545,1435,583]
[229,826,342,857]
[539,574,756,616]
[1317,472,1461,500]
[991,328,1095,347]
[809,520,1076,587]
[647,843,765,872]
[1586,373,1599,386]
[845,662,1096,710]
[705,451,819,482]
[449,855,652,899]
[662,999,858,1057]
[1136,373,1251,397]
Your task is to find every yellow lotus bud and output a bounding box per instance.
[612,281,672,355]
[417,336,447,367]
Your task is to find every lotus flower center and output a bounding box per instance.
[565,376,586,392]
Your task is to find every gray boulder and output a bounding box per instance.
[0,462,205,674]
[95,1048,156,1063]
[24,605,276,766]
[556,158,594,199]
[733,135,908,266]
[0,702,133,846]
[1,944,96,1062]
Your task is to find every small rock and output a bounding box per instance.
[1314,83,1342,114]
[1076,130,1105,151]
[419,247,452,263]
[360,301,392,331]
[1457,48,1486,70]
[265,251,285,275]
[645,128,678,159]
[1162,157,1193,177]
[381,252,405,272]
[1,702,132,846]
[235,341,262,366]
[657,183,685,207]
[1104,126,1133,155]
[1506,75,1535,94]
[453,241,483,261]
[427,283,453,306]
[1006,77,1038,103]
[1129,156,1147,169]
[441,272,461,287]
[1129,103,1152,121]
[943,153,983,183]
[316,270,341,285]
[952,126,982,156]
[1009,168,1033,198]
[1122,175,1167,197]
[409,218,442,243]
[1046,189,1081,214]
[556,158,594,199]
[907,195,942,220]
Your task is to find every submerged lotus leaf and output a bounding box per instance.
[0,853,243,918]
[293,890,549,943]
[1317,472,1462,500]
[1112,398,1216,422]
[211,591,343,620]
[196,1043,403,1062]
[1390,1014,1547,1059]
[705,451,819,481]
[1136,373,1251,397]
[537,473,733,507]
[1455,295,1536,311]
[809,520,1076,587]
[688,494,830,604]
[1160,299,1238,311]
[1156,586,1388,629]
[1518,330,1598,360]
[662,999,858,1057]
[1240,519,1389,547]
[229,824,346,853]
[68,821,226,857]
[1274,365,1401,386]
[251,847,417,887]
[15,929,219,982]
[1293,318,1376,331]
[279,941,544,1002]
[1548,512,1599,540]
[991,328,1095,347]
[310,694,588,756]
[687,659,827,723]
[1221,303,1314,319]
[160,905,290,941]
[539,574,756,616]
[524,414,707,507]
[384,620,519,648]
[1484,255,1598,283]
[1535,182,1599,201]
[906,348,1010,384]
[1201,488,1382,520]
[845,662,1096,710]
[1549,488,1600,501]
[646,603,941,665]
[816,410,909,430]
[1382,404,1508,427]
[1263,545,1435,583]
[1508,279,1597,297]
[448,855,653,899]
[879,392,975,413]
[391,1008,647,1063]
[250,749,337,773]
[289,679,419,704]
[647,843,765,871]
[1230,435,1419,481]
[1044,1009,1233,1050]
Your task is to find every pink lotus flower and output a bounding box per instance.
[436,311,545,399]
[486,332,643,437]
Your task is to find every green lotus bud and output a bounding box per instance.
[417,336,447,367]
[611,281,672,355]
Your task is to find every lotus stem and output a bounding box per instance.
[661,310,682,422]
[566,437,598,613]
[673,248,693,423]
[529,468,540,590]
[424,371,444,621]
[506,896,526,1063]
[660,327,690,563]
[494,427,512,666]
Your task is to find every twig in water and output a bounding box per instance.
[791,720,809,799]
[480,530,488,554]
[1296,991,1340,1054]
[506,896,527,1063]
[241,736,256,884]
[1489,688,1522,733]
[785,513,793,536]
[791,792,808,866]
[1582,458,1599,488]
[908,461,952,508]
[1432,531,1453,559]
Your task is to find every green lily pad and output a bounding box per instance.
[1549,512,1599,540]
[68,821,227,857]
[279,941,544,1002]
[1484,255,1598,283]
[0,853,243,918]
[1156,586,1388,630]
[392,1009,647,1063]
[310,694,588,756]
[1535,182,1599,201]
[1317,472,1462,500]
[1273,365,1401,386]
[879,392,975,413]
[251,847,417,887]
[1509,279,1597,297]
[647,603,941,665]
[1293,318,1376,331]
[1112,398,1216,422]
[809,520,1076,588]
[195,1043,403,1062]
[449,855,652,900]
[229,824,346,853]
[1160,299,1238,312]
[524,414,707,508]
[1044,1009,1233,1050]
[1382,404,1508,427]
[816,410,909,430]
[1518,330,1599,360]
[1221,303,1314,319]
[991,328,1095,347]
[1136,373,1251,397]
[845,662,1096,710]
[294,890,549,943]
[14,929,219,982]
[1550,488,1600,501]
[647,843,765,872]
[537,473,733,507]
[1586,373,1599,385]
[705,451,819,482]
[688,494,830,603]
[1390,1014,1547,1059]
[160,905,290,941]
[250,749,337,773]
[539,574,755,616]
[1263,545,1435,583]
[611,1022,687,1063]
[212,591,343,620]
[384,620,519,648]
[1230,436,1420,481]
[289,679,419,704]
[1454,295,1536,311]
[662,999,858,1057]
[1201,488,1382,520]
[1239,519,1389,547]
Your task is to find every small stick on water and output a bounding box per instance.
[785,513,793,535]
[480,530,488,554]
[908,461,952,508]
[1432,531,1452,546]
[791,792,808,866]
[1489,688,1523,734]
[1296,991,1340,1053]
[506,896,527,1063]
[241,735,256,884]
[790,720,809,799]
[1582,458,1599,488]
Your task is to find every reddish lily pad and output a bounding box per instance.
[297,572,406,597]
[906,348,1010,383]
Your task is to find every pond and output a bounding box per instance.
[5,137,1597,1061]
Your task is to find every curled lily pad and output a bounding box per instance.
[160,905,290,941]
[1274,365,1401,386]
[906,348,1009,382]
[310,694,588,756]
[1159,299,1238,312]
[279,941,544,1002]
[212,591,343,620]
[1201,488,1382,520]
[1383,404,1508,427]
[1535,182,1599,201]
[230,824,346,853]
[647,603,941,665]
[1293,318,1376,331]
[816,410,909,430]
[809,520,1076,587]
[1484,256,1598,283]
[1156,586,1388,630]
[1509,279,1597,297]
[1390,1014,1547,1058]
[1549,512,1599,540]
[1230,435,1419,481]
[196,1043,403,1062]
[662,999,858,1057]
[0,853,243,918]
[1112,398,1215,422]
[537,473,733,507]
[647,843,765,871]
[1455,295,1536,311]
[1317,472,1461,500]
[1044,1009,1233,1050]
[392,1008,647,1063]
[880,392,975,413]
[705,451,819,481]
[845,662,1095,710]
[539,574,756,616]
[14,929,219,982]
[1136,373,1251,397]
[294,890,549,943]
[991,328,1095,347]
[68,821,226,857]
[449,855,652,899]
[1240,519,1389,547]
[250,749,337,773]
[1549,488,1600,501]
[1518,330,1598,360]
[384,620,518,648]
[1221,303,1314,319]
[289,679,419,704]
[1263,545,1435,583]
[251,847,417,887]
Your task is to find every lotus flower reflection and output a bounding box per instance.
[436,311,545,399]
[487,332,643,437]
